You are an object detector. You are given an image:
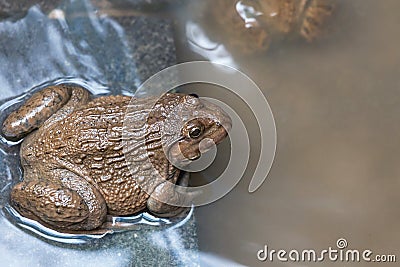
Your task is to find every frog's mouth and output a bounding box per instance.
[167,122,230,166]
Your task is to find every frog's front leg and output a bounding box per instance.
[2,84,90,141]
[11,171,107,231]
[147,172,196,217]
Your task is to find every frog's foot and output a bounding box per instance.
[1,84,90,141]
[11,176,107,231]
[147,172,198,217]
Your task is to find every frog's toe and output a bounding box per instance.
[147,197,190,218]
[147,176,199,218]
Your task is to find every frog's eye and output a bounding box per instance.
[189,127,202,138]
[185,120,205,139]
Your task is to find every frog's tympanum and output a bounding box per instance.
[1,85,231,231]
[211,0,335,53]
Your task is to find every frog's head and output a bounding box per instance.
[160,93,232,165]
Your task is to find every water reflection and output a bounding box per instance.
[177,0,400,266]
[2,205,193,244]
[185,20,238,68]
[235,0,263,28]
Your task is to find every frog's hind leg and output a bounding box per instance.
[147,172,197,217]
[10,171,107,231]
[1,84,91,141]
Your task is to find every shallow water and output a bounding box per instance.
[173,0,400,266]
[1,0,400,266]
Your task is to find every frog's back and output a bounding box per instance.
[44,95,130,156]
[42,95,151,214]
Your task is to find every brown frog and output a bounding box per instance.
[210,0,335,54]
[1,84,231,231]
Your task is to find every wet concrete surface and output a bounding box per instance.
[0,1,198,266]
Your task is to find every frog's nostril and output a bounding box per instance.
[189,93,199,98]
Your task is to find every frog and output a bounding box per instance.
[1,84,231,231]
[208,0,335,54]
